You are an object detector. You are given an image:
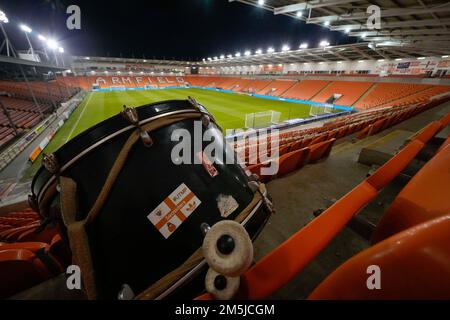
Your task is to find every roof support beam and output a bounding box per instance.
[307,4,450,23]
[330,18,450,32]
[274,0,357,15]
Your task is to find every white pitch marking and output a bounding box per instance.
[65,92,94,143]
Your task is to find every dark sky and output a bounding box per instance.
[1,0,356,60]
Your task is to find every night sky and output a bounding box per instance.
[1,0,356,60]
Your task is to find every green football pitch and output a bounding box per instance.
[24,88,335,179]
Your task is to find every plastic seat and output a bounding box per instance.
[0,249,54,299]
[371,145,450,243]
[309,215,450,299]
[307,138,336,163]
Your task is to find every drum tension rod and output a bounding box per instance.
[121,105,153,147]
[188,96,224,132]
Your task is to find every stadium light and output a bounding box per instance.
[235,52,241,57]
[324,21,330,27]
[207,57,212,61]
[20,24,32,33]
[220,54,225,59]
[377,59,385,62]
[213,56,218,60]
[417,57,425,60]
[38,34,47,41]
[20,24,36,58]
[337,61,342,64]
[442,55,449,58]
[358,60,364,63]
[258,0,265,6]
[255,49,262,55]
[267,47,275,54]
[395,58,402,61]
[345,28,350,34]
[296,11,303,18]
[58,47,64,53]
[0,10,9,23]
[319,40,330,47]
[281,44,290,52]
[299,43,308,49]
[361,33,366,39]
[47,39,58,50]
[244,50,251,56]
[227,54,233,59]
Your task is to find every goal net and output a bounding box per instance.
[245,110,281,129]
[309,104,334,117]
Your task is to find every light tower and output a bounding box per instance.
[0,10,16,57]
[20,24,36,59]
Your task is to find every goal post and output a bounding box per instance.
[245,110,281,129]
[309,104,334,117]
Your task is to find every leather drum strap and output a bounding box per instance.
[57,113,201,299]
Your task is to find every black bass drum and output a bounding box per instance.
[31,98,272,300]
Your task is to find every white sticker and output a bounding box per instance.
[147,183,201,239]
[217,194,239,218]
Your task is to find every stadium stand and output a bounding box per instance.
[198,110,450,300]
[312,81,374,106]
[281,80,331,100]
[355,83,431,109]
[257,79,296,96]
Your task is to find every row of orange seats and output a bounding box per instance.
[198,110,450,300]
[355,83,431,109]
[0,209,70,298]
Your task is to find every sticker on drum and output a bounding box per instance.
[147,183,201,239]
[196,151,218,178]
[216,194,239,218]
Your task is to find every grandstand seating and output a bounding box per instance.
[355,83,431,109]
[281,80,330,100]
[198,110,450,300]
[312,81,374,106]
[256,80,296,96]
[0,208,68,298]
[0,79,81,148]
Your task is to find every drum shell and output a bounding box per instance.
[33,101,269,299]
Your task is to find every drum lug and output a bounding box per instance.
[247,181,259,193]
[201,115,211,128]
[43,153,60,174]
[200,222,211,236]
[117,284,135,300]
[121,105,153,147]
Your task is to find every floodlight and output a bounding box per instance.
[47,39,58,50]
[255,49,262,55]
[38,34,47,41]
[244,50,251,56]
[267,47,275,54]
[0,10,9,23]
[58,47,64,53]
[319,40,330,47]
[281,44,290,52]
[258,0,265,6]
[296,11,303,17]
[324,21,330,27]
[299,43,308,49]
[235,52,241,57]
[20,24,32,33]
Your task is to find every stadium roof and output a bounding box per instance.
[230,0,450,50]
[72,56,195,67]
[201,42,448,67]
